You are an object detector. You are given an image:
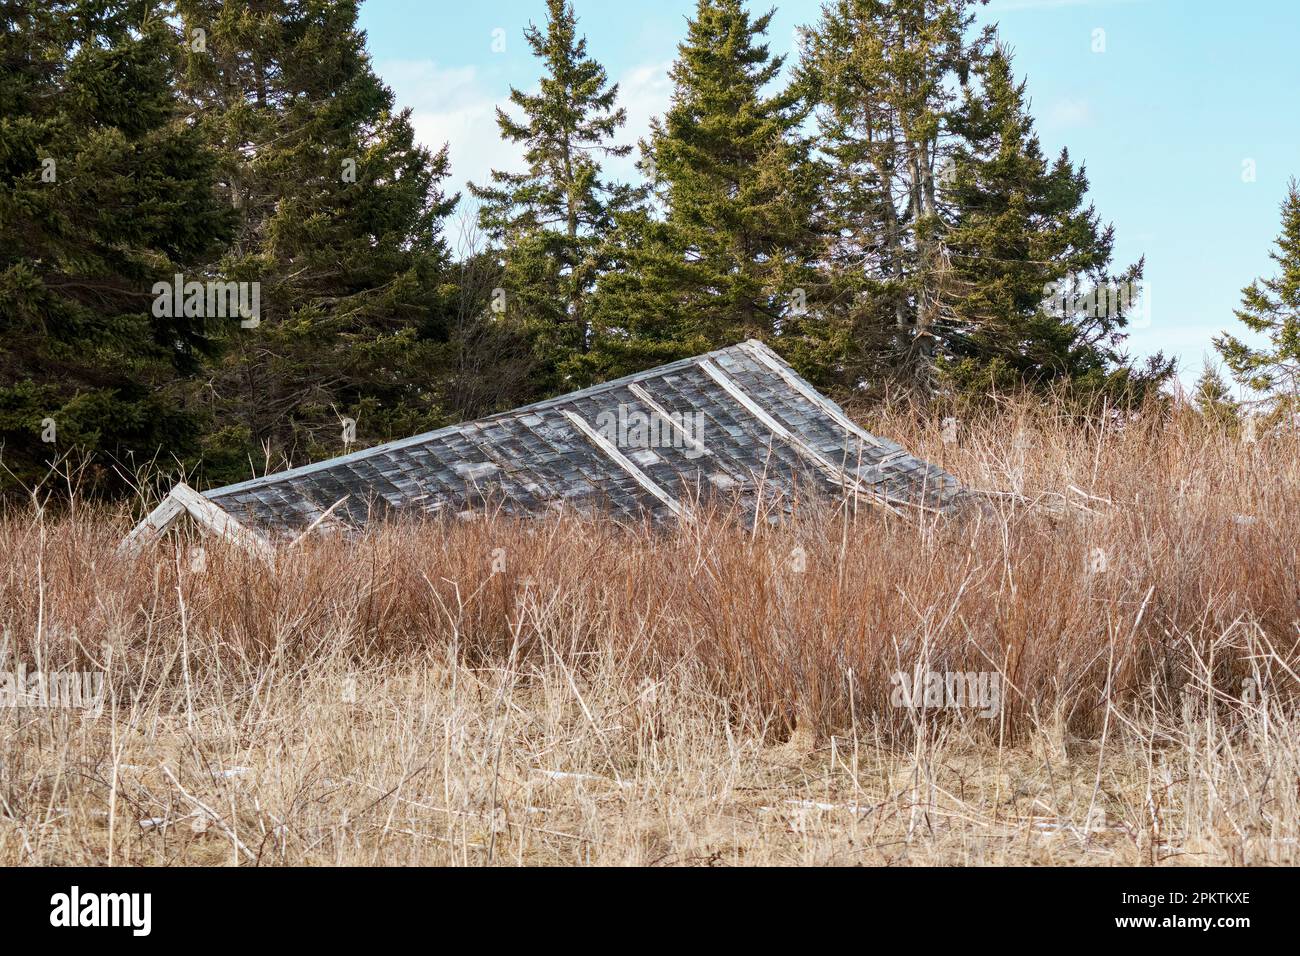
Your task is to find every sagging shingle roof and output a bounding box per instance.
[124,340,967,551]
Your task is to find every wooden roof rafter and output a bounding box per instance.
[118,482,276,561]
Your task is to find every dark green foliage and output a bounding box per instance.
[1193,363,1239,429]
[469,0,642,396]
[0,0,234,496]
[794,0,990,396]
[794,0,1168,404]
[175,0,459,483]
[0,0,1197,502]
[584,0,815,383]
[940,46,1171,403]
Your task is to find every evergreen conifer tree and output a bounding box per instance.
[795,0,987,395]
[1214,179,1300,422]
[0,0,233,495]
[797,1,1168,401]
[585,0,814,382]
[940,46,1171,401]
[176,0,459,481]
[469,0,641,395]
[1193,363,1239,429]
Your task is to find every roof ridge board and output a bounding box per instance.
[203,341,764,501]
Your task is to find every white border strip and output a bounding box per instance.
[739,339,883,448]
[560,410,692,522]
[698,359,907,517]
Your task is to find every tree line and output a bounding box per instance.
[2,0,1294,498]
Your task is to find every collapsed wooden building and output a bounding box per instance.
[121,340,968,555]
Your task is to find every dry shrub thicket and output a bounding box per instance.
[1,401,1297,865]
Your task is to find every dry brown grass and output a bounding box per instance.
[1,402,1297,865]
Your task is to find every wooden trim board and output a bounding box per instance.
[560,409,693,522]
[117,482,276,561]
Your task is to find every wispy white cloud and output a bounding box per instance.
[606,60,674,182]
[378,57,675,213]
[1044,97,1096,129]
[377,59,519,209]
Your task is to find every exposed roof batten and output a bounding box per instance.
[121,340,968,550]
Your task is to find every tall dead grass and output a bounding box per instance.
[1,402,1296,864]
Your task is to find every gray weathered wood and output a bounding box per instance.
[116,342,968,546]
[169,483,276,561]
[698,358,910,517]
[740,339,883,448]
[119,482,276,562]
[560,409,693,522]
[288,496,351,548]
[116,494,187,557]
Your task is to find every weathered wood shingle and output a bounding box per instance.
[202,340,968,535]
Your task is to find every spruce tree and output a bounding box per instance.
[1214,179,1300,422]
[0,0,232,496]
[1193,363,1239,430]
[940,46,1171,401]
[585,0,814,382]
[796,0,988,396]
[176,0,459,482]
[469,0,640,395]
[798,2,1167,402]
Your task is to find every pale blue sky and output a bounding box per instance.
[357,0,1300,388]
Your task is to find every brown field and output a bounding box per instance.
[2,402,1298,865]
